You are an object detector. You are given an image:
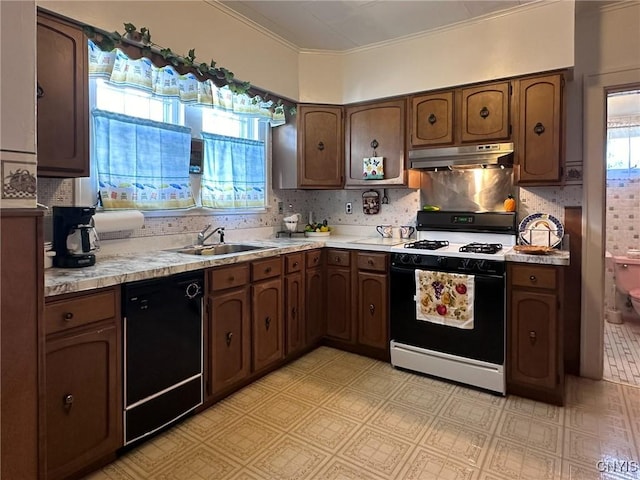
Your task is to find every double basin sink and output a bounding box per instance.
[170,243,266,256]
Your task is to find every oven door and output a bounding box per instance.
[390,263,505,365]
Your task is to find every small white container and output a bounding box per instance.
[284,221,298,232]
[44,249,56,269]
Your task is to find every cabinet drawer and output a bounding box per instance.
[285,253,303,274]
[510,265,557,289]
[326,249,350,267]
[209,264,250,292]
[357,252,387,272]
[45,289,117,335]
[252,257,281,281]
[306,250,322,269]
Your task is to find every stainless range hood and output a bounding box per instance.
[409,142,514,170]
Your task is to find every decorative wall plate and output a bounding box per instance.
[518,213,564,247]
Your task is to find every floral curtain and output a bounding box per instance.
[201,133,265,208]
[93,109,195,210]
[88,40,285,126]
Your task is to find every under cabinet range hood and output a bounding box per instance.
[409,143,514,170]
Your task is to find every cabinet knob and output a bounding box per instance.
[479,106,490,119]
[313,257,319,264]
[225,332,233,346]
[367,259,374,266]
[63,394,74,409]
[291,307,296,319]
[63,312,74,321]
[265,316,271,330]
[37,83,44,99]
[370,139,379,150]
[369,304,376,315]
[428,113,437,125]
[293,261,298,268]
[529,275,537,283]
[317,141,325,151]
[228,275,235,283]
[533,122,546,136]
[529,330,537,345]
[265,267,272,274]
[335,256,341,263]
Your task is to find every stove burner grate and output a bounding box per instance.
[404,240,449,250]
[459,242,503,254]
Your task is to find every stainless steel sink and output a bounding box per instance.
[171,244,265,256]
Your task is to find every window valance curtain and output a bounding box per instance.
[201,133,265,209]
[93,109,196,210]
[88,40,285,126]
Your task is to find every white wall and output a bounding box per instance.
[37,1,301,101]
[299,0,575,104]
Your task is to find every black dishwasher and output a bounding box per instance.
[122,271,204,445]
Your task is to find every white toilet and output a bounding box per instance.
[612,254,640,321]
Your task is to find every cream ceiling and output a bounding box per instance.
[215,0,538,51]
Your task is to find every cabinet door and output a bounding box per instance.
[252,277,283,372]
[209,289,251,395]
[460,82,510,143]
[37,12,88,177]
[305,267,325,344]
[299,105,344,188]
[358,271,388,350]
[509,289,558,390]
[285,272,306,355]
[46,325,121,480]
[345,99,408,187]
[326,266,353,341]
[516,74,563,184]
[411,91,454,147]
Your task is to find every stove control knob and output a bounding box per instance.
[436,256,447,268]
[399,254,410,264]
[460,258,471,270]
[474,260,487,271]
[411,255,423,265]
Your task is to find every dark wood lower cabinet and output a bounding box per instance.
[326,264,353,341]
[1,210,44,480]
[208,289,251,395]
[507,263,564,405]
[285,271,306,355]
[357,271,389,350]
[305,250,325,345]
[44,287,121,480]
[252,277,284,372]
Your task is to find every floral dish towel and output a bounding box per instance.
[414,270,475,329]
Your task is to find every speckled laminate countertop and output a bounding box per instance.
[44,235,570,297]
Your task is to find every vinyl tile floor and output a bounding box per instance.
[86,347,640,480]
[604,317,640,387]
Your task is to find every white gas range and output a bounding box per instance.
[389,211,517,394]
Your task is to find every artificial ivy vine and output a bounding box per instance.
[83,22,294,115]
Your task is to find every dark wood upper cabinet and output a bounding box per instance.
[37,10,89,177]
[459,81,511,143]
[514,74,564,185]
[299,105,344,188]
[410,91,455,147]
[345,98,415,187]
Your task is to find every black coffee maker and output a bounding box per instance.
[52,206,99,268]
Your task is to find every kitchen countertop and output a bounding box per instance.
[45,234,570,297]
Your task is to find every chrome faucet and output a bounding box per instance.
[197,224,225,245]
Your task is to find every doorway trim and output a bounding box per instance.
[582,66,640,379]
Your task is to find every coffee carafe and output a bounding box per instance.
[52,206,99,268]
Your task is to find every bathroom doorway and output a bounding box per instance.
[603,87,640,387]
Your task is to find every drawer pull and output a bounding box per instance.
[63,394,74,410]
[228,275,235,283]
[369,304,376,315]
[335,256,341,263]
[225,332,233,346]
[293,262,299,268]
[367,259,374,266]
[63,312,74,321]
[265,267,272,274]
[265,316,271,330]
[529,275,537,283]
[313,257,319,264]
[529,330,537,345]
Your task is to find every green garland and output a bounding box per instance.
[83,22,295,116]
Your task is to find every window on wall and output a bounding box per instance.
[607,90,640,177]
[89,77,268,211]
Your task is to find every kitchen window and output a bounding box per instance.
[84,40,278,212]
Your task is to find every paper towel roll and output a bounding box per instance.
[94,210,144,233]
